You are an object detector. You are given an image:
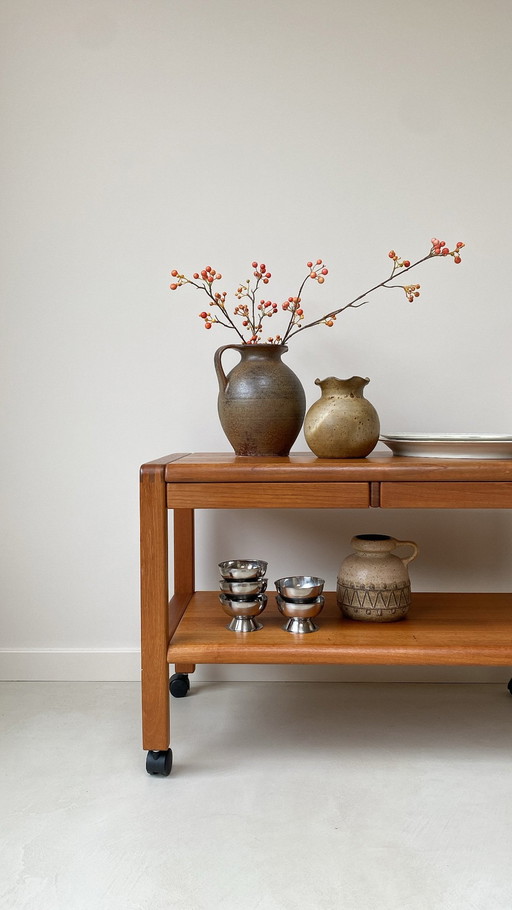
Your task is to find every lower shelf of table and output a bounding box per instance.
[167,592,512,666]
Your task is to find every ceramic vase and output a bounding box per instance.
[337,534,419,622]
[214,344,306,456]
[304,376,380,458]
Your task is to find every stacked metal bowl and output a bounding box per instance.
[218,559,268,632]
[275,576,325,633]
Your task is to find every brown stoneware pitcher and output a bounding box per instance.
[214,344,306,456]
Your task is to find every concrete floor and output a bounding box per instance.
[1,680,512,910]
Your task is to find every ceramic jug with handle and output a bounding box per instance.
[337,534,419,622]
[214,343,306,456]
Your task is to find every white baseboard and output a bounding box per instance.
[0,650,511,683]
[0,649,142,681]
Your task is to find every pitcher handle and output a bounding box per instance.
[393,539,419,566]
[214,344,242,393]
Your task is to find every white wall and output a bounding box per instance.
[2,0,512,680]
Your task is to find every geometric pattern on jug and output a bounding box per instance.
[337,583,411,610]
[342,603,410,620]
[338,580,411,592]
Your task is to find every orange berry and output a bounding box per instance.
[170,283,178,290]
[454,255,461,264]
[204,322,212,329]
[388,250,396,259]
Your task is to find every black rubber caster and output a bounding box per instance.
[146,749,173,776]
[170,672,190,698]
[507,678,512,695]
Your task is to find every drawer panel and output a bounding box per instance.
[167,482,370,509]
[381,482,512,509]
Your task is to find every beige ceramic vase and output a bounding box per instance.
[304,376,380,458]
[337,534,419,622]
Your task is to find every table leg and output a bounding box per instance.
[169,510,196,700]
[140,462,170,751]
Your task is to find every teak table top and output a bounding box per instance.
[162,452,512,483]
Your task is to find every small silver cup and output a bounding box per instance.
[274,576,325,602]
[276,594,324,633]
[218,559,267,581]
[219,592,267,632]
[219,578,268,598]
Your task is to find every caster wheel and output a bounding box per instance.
[170,673,190,698]
[146,749,173,776]
[507,678,512,695]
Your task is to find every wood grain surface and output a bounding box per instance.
[167,482,370,509]
[167,592,512,666]
[164,452,512,483]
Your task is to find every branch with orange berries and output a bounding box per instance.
[169,239,465,345]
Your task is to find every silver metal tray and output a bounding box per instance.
[379,434,512,459]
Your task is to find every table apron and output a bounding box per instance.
[381,482,512,508]
[166,482,370,509]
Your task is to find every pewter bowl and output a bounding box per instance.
[276,594,325,633]
[219,592,268,632]
[219,578,268,598]
[218,559,268,581]
[274,576,325,602]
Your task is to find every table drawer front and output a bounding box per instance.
[381,482,512,509]
[167,482,370,509]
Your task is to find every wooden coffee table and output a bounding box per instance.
[140,453,512,775]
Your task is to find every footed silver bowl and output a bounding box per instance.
[218,559,268,581]
[274,576,325,602]
[219,578,268,598]
[219,592,267,632]
[276,593,324,633]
